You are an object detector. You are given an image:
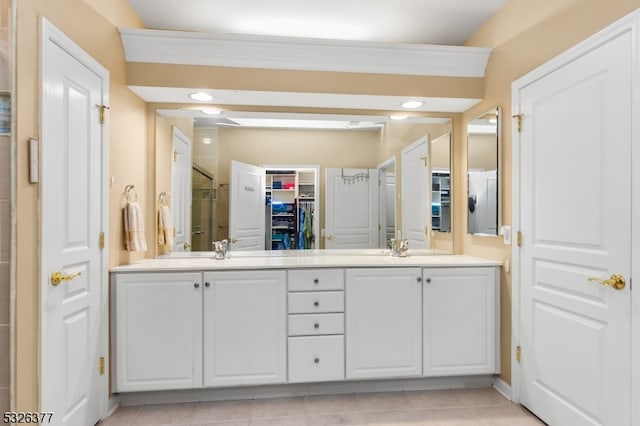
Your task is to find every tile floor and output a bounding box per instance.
[99,387,546,425]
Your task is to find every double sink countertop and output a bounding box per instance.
[111,249,501,273]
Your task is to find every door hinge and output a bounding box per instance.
[425,226,429,236]
[378,179,381,187]
[516,346,521,363]
[378,224,381,231]
[99,232,105,249]
[98,105,110,125]
[516,231,522,247]
[99,357,105,375]
[513,114,523,132]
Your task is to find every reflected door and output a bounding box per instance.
[325,168,377,248]
[229,160,266,250]
[171,127,192,251]
[517,28,631,425]
[401,136,429,248]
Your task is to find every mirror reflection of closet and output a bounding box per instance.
[377,158,396,248]
[467,108,500,236]
[430,132,451,233]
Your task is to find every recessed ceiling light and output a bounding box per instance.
[201,108,222,115]
[390,114,408,121]
[189,92,214,101]
[402,100,424,109]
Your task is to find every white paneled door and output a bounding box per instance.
[514,23,632,426]
[324,168,377,248]
[229,160,266,250]
[401,136,429,249]
[171,127,192,251]
[41,19,108,425]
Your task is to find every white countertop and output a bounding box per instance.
[111,250,501,273]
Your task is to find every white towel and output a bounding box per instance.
[157,205,174,248]
[124,201,148,251]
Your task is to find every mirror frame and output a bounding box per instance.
[466,107,501,237]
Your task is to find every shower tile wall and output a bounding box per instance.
[193,127,218,249]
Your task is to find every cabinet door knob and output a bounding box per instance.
[314,323,320,329]
[416,277,422,282]
[194,282,200,288]
[205,282,210,288]
[313,278,319,284]
[314,358,320,364]
[314,301,319,307]
[425,278,431,283]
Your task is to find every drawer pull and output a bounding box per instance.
[194,282,200,289]
[314,301,319,307]
[425,278,432,283]
[314,357,320,364]
[204,282,210,288]
[313,278,319,284]
[314,323,320,329]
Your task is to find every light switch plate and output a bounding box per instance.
[28,138,39,183]
[500,225,512,245]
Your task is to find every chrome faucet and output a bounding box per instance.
[389,238,409,257]
[212,239,230,259]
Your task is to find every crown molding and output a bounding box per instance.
[119,28,492,77]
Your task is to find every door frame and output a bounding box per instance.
[171,126,192,251]
[510,11,640,424]
[376,157,396,248]
[39,18,110,418]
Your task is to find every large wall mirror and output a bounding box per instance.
[466,108,500,236]
[155,110,454,252]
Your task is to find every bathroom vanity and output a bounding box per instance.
[110,251,500,399]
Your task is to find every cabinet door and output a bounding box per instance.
[345,268,422,379]
[203,270,287,387]
[112,272,203,392]
[423,267,499,376]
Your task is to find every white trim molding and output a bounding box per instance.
[118,28,492,77]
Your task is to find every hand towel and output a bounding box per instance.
[157,205,174,248]
[124,201,148,251]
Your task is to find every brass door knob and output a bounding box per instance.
[588,274,626,290]
[50,271,81,287]
[326,235,334,240]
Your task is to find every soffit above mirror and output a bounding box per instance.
[120,28,493,78]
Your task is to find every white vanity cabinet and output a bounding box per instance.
[112,272,203,392]
[422,267,499,376]
[287,269,345,383]
[345,268,423,380]
[203,270,287,387]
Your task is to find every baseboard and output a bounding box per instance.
[117,375,495,406]
[491,376,511,401]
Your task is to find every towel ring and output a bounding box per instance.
[124,184,137,202]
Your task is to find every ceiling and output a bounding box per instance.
[125,0,507,127]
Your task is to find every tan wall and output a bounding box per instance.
[467,133,498,171]
[461,0,640,385]
[14,0,144,411]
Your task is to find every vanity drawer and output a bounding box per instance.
[288,291,344,314]
[288,335,344,383]
[288,269,344,292]
[288,313,344,336]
